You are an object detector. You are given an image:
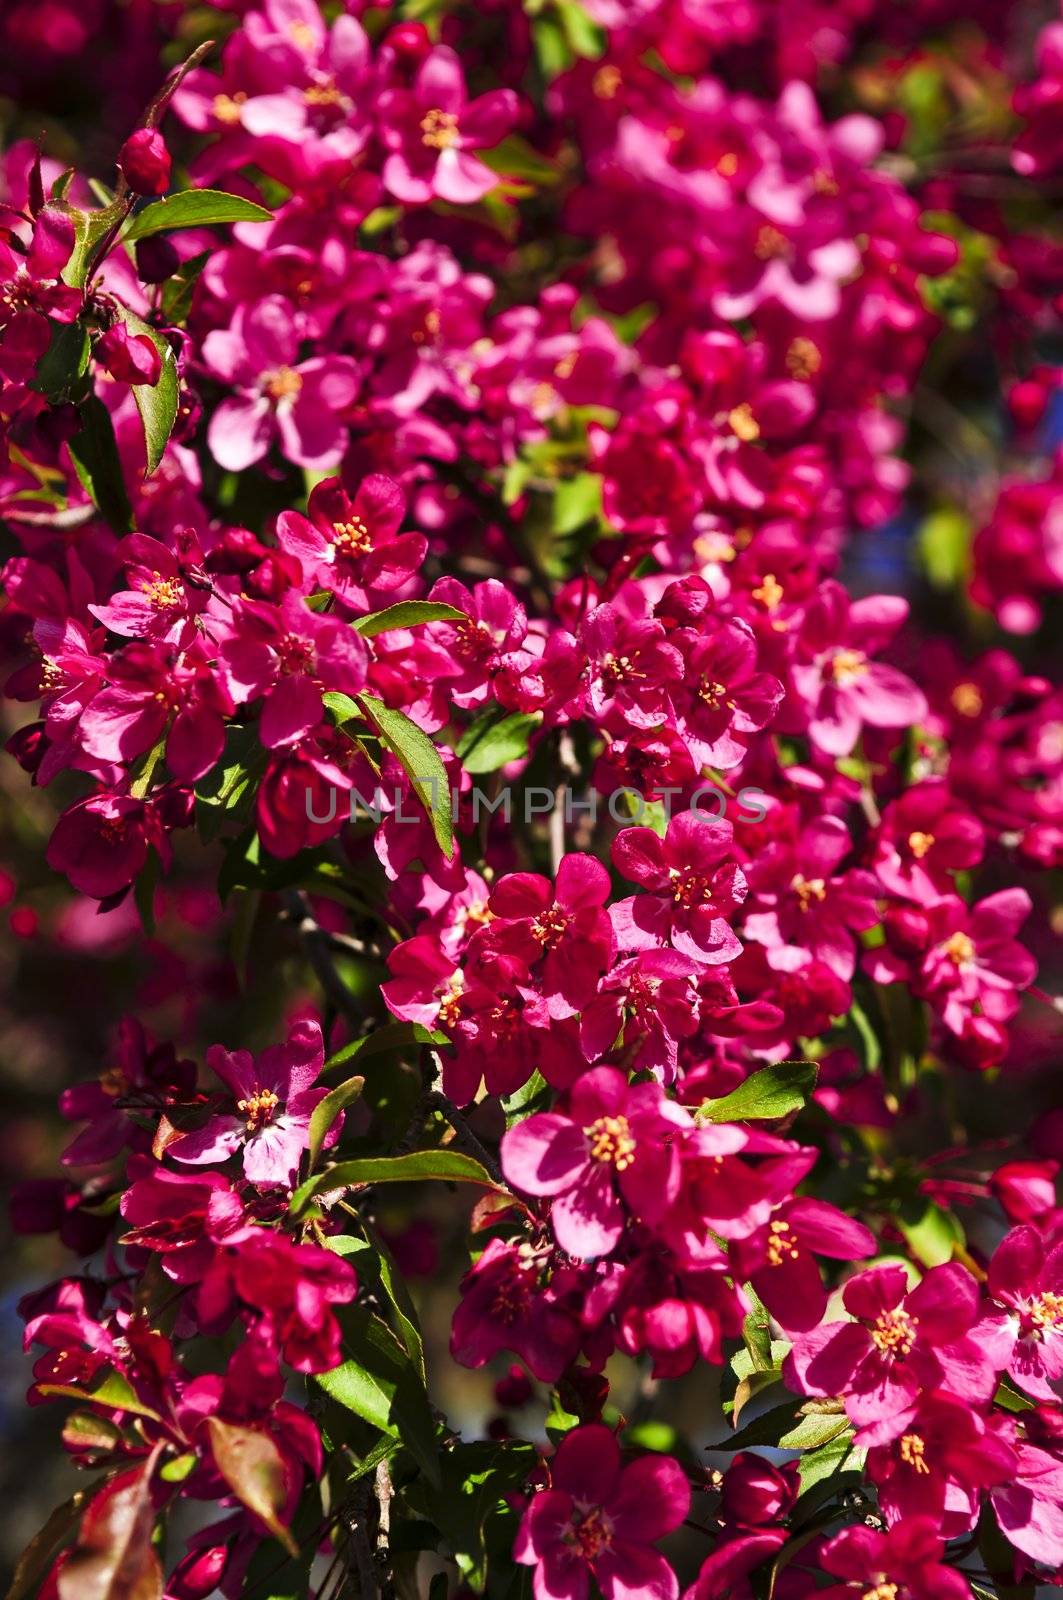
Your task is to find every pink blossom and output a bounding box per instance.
[379,47,518,206]
[515,1425,690,1600]
[171,1019,332,1186]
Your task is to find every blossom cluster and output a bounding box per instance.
[2,0,1061,1597]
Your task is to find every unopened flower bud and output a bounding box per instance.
[118,128,172,196]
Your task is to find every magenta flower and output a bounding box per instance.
[743,815,881,982]
[450,1236,582,1383]
[612,813,747,965]
[46,793,159,900]
[579,949,701,1083]
[379,46,518,206]
[872,781,986,906]
[581,602,684,732]
[203,296,360,471]
[89,534,209,647]
[217,591,369,749]
[784,1262,998,1443]
[816,1518,974,1600]
[484,853,615,1015]
[170,1018,333,1186]
[984,1225,1063,1401]
[732,1197,876,1332]
[59,1016,195,1167]
[0,204,80,333]
[865,1393,1015,1536]
[674,620,783,771]
[276,473,426,610]
[791,582,928,756]
[515,1425,690,1600]
[501,1065,693,1259]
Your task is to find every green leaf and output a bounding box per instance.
[69,396,134,532]
[124,189,272,241]
[354,600,467,637]
[919,507,971,589]
[323,1020,447,1074]
[731,1369,782,1427]
[456,709,541,775]
[32,319,90,401]
[206,1418,299,1557]
[111,306,178,475]
[160,250,210,327]
[361,1219,426,1377]
[307,1075,365,1169]
[315,1307,440,1487]
[551,472,602,534]
[37,1368,163,1423]
[698,1061,817,1123]
[291,1149,502,1215]
[357,693,454,859]
[710,1400,849,1452]
[897,1197,964,1268]
[993,1379,1034,1413]
[477,135,561,186]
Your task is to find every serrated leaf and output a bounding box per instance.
[69,396,134,532]
[354,600,467,636]
[699,1061,817,1123]
[307,1074,364,1169]
[357,693,454,859]
[111,306,178,475]
[206,1418,299,1557]
[457,710,541,775]
[291,1149,503,1214]
[124,189,271,242]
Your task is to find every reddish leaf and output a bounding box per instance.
[206,1417,299,1557]
[57,1460,162,1600]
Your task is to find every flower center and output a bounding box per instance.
[421,108,460,149]
[567,1504,613,1562]
[99,1065,129,1098]
[304,80,342,107]
[791,874,827,911]
[264,365,303,402]
[40,655,64,690]
[951,681,983,717]
[697,676,731,709]
[237,1087,280,1132]
[755,224,789,259]
[669,866,710,908]
[437,972,465,1027]
[585,1115,636,1171]
[870,1307,917,1357]
[455,618,497,661]
[830,648,868,683]
[142,571,183,609]
[899,1433,930,1473]
[907,830,935,859]
[862,1584,899,1600]
[600,651,642,685]
[1027,1291,1063,1334]
[786,337,822,379]
[212,91,247,124]
[532,905,570,949]
[331,516,372,558]
[592,64,622,98]
[766,1218,801,1266]
[752,573,783,610]
[942,930,975,967]
[728,403,760,443]
[275,634,316,675]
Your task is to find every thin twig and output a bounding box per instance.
[283,890,364,1022]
